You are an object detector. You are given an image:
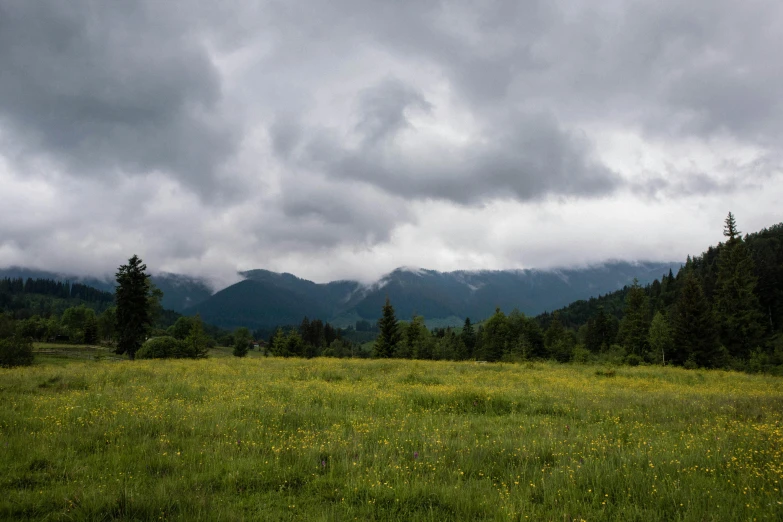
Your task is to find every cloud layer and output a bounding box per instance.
[1,0,781,286]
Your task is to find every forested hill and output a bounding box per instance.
[0,277,115,318]
[535,219,783,367]
[0,268,213,313]
[186,261,680,330]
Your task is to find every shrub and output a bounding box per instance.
[571,345,592,364]
[596,344,627,366]
[136,336,185,359]
[0,335,34,367]
[747,348,770,373]
[625,354,643,366]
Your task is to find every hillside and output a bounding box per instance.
[0,267,213,313]
[188,261,680,330]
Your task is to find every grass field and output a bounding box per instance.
[1,350,782,520]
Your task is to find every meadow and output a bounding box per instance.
[1,348,782,520]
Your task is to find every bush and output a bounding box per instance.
[137,336,185,359]
[137,335,210,360]
[0,335,34,367]
[571,345,592,364]
[625,354,643,366]
[596,344,627,366]
[747,348,770,373]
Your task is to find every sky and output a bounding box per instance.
[1,0,781,288]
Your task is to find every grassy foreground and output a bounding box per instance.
[1,355,782,521]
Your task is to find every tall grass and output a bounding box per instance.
[1,356,782,520]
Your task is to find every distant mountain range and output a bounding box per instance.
[185,262,681,330]
[1,261,681,330]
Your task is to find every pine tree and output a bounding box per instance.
[83,314,98,345]
[460,317,476,358]
[544,312,566,352]
[481,308,508,362]
[374,297,400,358]
[542,312,573,362]
[713,212,765,359]
[184,314,210,358]
[115,255,154,360]
[233,327,251,357]
[269,328,287,356]
[671,272,721,367]
[618,278,650,356]
[585,307,613,352]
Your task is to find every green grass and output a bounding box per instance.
[1,350,782,520]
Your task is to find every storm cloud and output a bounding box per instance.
[0,0,781,284]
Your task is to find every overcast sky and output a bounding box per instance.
[1,0,781,288]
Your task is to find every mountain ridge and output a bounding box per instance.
[188,261,681,330]
[1,261,682,329]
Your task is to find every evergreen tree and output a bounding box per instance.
[618,278,650,356]
[481,308,508,362]
[374,297,400,358]
[671,272,721,367]
[285,330,306,357]
[714,212,765,359]
[269,328,286,356]
[184,314,210,358]
[544,312,574,362]
[648,311,673,365]
[403,316,432,359]
[83,314,98,345]
[521,319,547,359]
[233,327,251,357]
[460,317,476,358]
[115,255,154,360]
[544,312,566,352]
[585,307,613,352]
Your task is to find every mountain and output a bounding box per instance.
[187,261,680,330]
[1,261,681,330]
[185,279,331,331]
[0,267,213,313]
[151,273,214,312]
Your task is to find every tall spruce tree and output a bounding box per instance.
[374,297,400,358]
[115,255,154,360]
[618,278,650,356]
[671,272,721,367]
[460,317,476,358]
[585,307,613,352]
[713,212,765,359]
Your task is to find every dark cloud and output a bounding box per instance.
[272,97,621,204]
[0,1,237,196]
[0,0,781,283]
[355,79,432,145]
